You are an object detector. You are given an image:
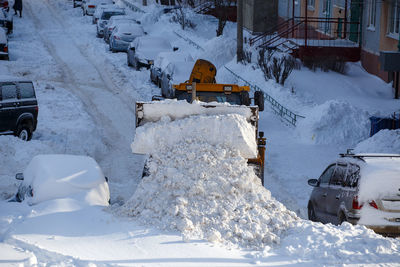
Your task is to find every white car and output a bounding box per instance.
[13,154,110,206]
[96,7,126,38]
[160,61,195,98]
[109,23,145,52]
[82,0,113,16]
[127,36,177,70]
[150,51,193,87]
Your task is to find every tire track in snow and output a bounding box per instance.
[24,0,143,201]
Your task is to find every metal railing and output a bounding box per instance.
[120,0,146,13]
[173,30,205,51]
[224,66,304,126]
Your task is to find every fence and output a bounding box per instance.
[224,66,304,126]
[120,0,146,13]
[173,31,205,51]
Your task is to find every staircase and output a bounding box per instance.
[249,17,362,62]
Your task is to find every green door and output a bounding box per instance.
[349,0,362,43]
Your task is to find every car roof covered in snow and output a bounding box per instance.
[115,23,144,35]
[154,51,193,70]
[22,154,109,206]
[164,61,195,84]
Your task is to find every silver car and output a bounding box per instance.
[109,23,145,52]
[92,4,114,24]
[96,7,126,38]
[307,152,400,236]
[103,15,140,43]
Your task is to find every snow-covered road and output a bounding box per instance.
[1,0,399,265]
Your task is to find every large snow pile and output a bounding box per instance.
[296,100,370,146]
[119,110,298,249]
[355,129,400,154]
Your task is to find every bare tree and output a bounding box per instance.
[214,0,235,36]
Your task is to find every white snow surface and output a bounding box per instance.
[0,0,400,265]
[124,113,297,249]
[296,100,370,146]
[355,129,400,154]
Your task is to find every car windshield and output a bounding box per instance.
[102,11,124,20]
[175,91,242,105]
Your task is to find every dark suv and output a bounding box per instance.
[307,152,400,236]
[0,79,38,140]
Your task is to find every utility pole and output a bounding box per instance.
[237,0,243,62]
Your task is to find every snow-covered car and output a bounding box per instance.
[127,36,177,70]
[307,152,400,236]
[160,61,195,98]
[0,7,12,34]
[0,27,8,60]
[82,0,113,16]
[13,154,110,206]
[150,51,193,87]
[96,7,125,38]
[103,15,140,44]
[92,3,114,24]
[109,22,145,52]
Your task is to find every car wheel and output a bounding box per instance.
[308,203,317,222]
[16,123,32,141]
[134,59,140,71]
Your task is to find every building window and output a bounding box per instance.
[368,0,377,28]
[308,0,315,10]
[388,0,400,37]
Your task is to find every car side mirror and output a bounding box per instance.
[144,32,148,35]
[173,47,179,51]
[307,179,318,187]
[15,173,24,180]
[130,47,135,51]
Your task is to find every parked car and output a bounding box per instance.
[0,78,38,140]
[82,0,113,16]
[0,7,12,34]
[0,0,8,11]
[307,152,400,236]
[92,3,114,24]
[12,154,110,206]
[150,51,193,87]
[109,23,144,52]
[160,61,195,98]
[73,0,82,8]
[96,7,125,38]
[0,27,8,60]
[103,15,140,44]
[127,36,177,70]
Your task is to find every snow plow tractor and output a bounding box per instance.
[153,59,265,112]
[135,101,266,185]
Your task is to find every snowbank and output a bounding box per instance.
[121,111,298,249]
[198,35,236,69]
[355,129,400,154]
[296,100,370,146]
[277,221,400,264]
